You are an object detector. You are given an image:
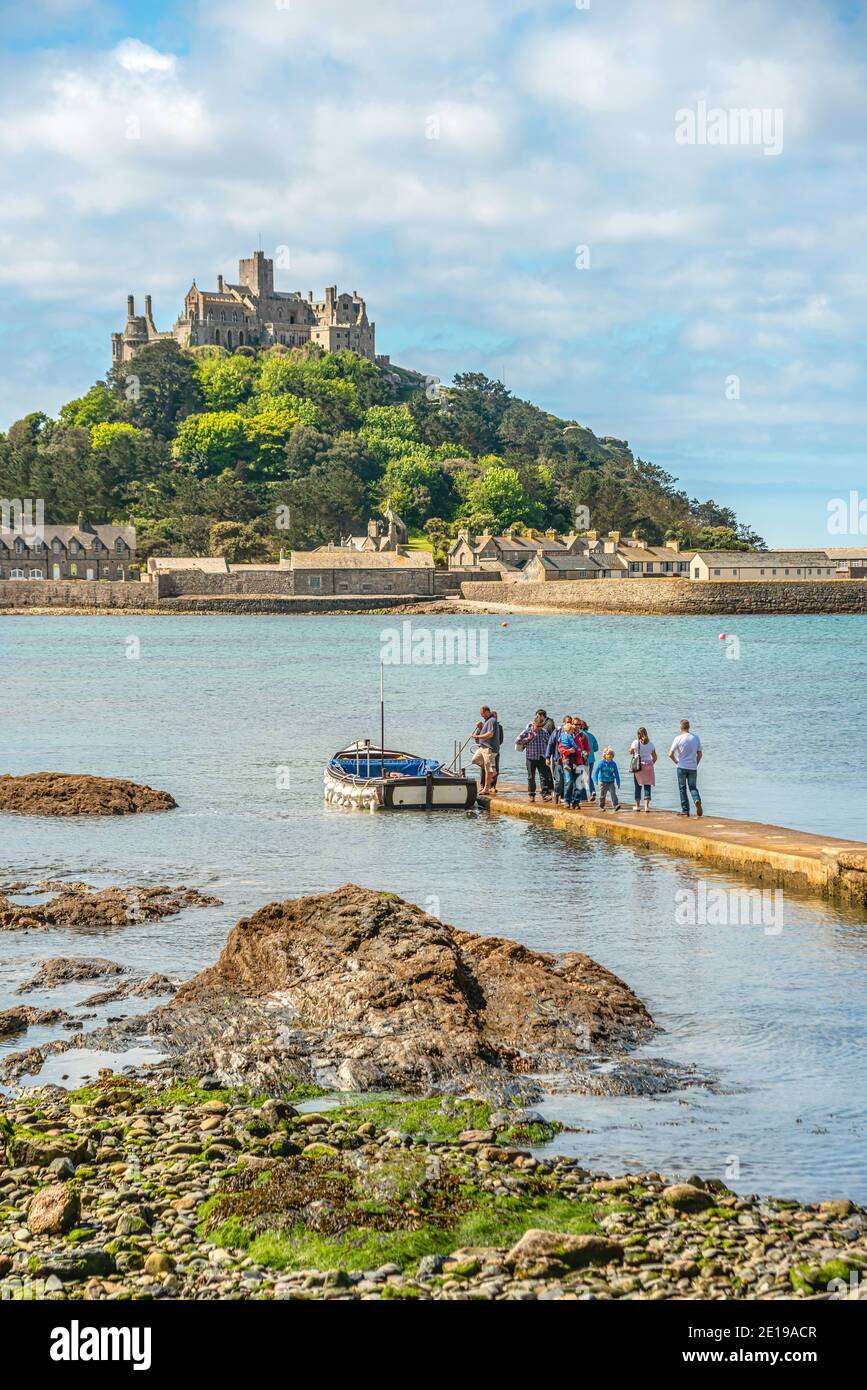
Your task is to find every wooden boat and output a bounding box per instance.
[324,742,478,812]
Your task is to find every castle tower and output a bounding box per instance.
[238,250,274,297]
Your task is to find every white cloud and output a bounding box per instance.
[113,39,176,75]
[0,0,866,542]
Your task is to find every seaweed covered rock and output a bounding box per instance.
[0,772,176,817]
[0,882,220,933]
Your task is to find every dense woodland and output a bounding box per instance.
[0,341,764,566]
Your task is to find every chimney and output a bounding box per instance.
[126,294,135,318]
[585,530,598,542]
[217,274,224,293]
[504,525,515,539]
[609,530,621,544]
[665,537,680,552]
[144,294,153,320]
[545,528,557,541]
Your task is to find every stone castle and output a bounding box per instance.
[112,250,376,364]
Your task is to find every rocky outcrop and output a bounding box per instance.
[0,1005,72,1037]
[80,973,176,1006]
[0,772,176,816]
[15,957,126,993]
[146,884,654,1100]
[0,882,221,933]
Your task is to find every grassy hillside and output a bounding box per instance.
[0,341,763,566]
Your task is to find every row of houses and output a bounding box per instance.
[447,527,867,582]
[0,518,136,580]
[3,513,867,592]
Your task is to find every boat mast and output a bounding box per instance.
[380,659,385,759]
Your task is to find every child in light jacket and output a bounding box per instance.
[594,747,622,811]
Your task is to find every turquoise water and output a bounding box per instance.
[1,612,866,1201]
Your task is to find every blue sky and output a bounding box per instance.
[1,0,866,544]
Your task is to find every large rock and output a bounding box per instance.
[505,1229,624,1271]
[28,1183,81,1235]
[0,772,176,816]
[158,884,653,1099]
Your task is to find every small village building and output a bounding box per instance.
[824,547,867,579]
[518,552,604,582]
[447,527,586,572]
[0,518,136,580]
[587,532,693,577]
[339,503,408,553]
[689,551,837,581]
[290,548,434,596]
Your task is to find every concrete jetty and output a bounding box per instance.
[480,785,867,908]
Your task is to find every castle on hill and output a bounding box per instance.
[112,250,377,364]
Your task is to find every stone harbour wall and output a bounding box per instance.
[0,579,159,609]
[459,579,867,615]
[154,570,296,597]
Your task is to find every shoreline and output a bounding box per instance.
[2,590,867,618]
[2,1075,863,1302]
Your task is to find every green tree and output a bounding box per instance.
[172,411,250,475]
[208,520,272,563]
[59,385,117,430]
[463,465,531,530]
[111,341,204,439]
[196,353,258,409]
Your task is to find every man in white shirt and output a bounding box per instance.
[668,719,703,817]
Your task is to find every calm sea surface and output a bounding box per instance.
[1,612,866,1202]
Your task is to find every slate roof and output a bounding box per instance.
[692,551,833,566]
[528,553,603,572]
[0,524,135,552]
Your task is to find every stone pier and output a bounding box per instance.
[480,785,867,908]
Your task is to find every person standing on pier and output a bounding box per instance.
[576,718,599,801]
[629,726,657,812]
[595,747,622,811]
[516,709,554,802]
[470,705,500,795]
[668,719,703,817]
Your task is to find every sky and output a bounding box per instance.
[1,0,866,545]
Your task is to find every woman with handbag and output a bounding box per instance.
[628,726,657,812]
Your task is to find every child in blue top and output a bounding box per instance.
[595,747,621,811]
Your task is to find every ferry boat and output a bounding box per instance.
[324,742,478,812]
